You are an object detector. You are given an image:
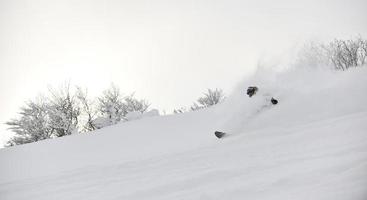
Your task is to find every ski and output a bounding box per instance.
[214,131,226,138]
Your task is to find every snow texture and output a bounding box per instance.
[1,67,367,200]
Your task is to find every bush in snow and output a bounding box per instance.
[298,36,367,71]
[191,88,225,111]
[122,94,150,116]
[97,84,125,127]
[96,85,151,128]
[324,37,367,70]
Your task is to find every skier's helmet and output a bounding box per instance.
[247,86,258,97]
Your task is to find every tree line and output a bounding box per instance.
[5,85,225,147]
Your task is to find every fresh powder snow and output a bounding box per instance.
[0,67,367,200]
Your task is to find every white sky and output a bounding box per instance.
[1,0,367,146]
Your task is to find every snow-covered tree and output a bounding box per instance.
[191,88,225,111]
[5,98,53,146]
[76,87,98,132]
[6,84,81,146]
[47,84,81,137]
[122,93,150,117]
[97,84,125,127]
[5,83,152,146]
[97,85,151,126]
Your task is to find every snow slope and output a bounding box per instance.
[1,67,367,200]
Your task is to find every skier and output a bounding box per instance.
[214,86,278,138]
[246,86,278,105]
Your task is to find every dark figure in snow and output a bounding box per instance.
[247,86,258,97]
[214,86,279,139]
[271,97,278,105]
[214,131,226,138]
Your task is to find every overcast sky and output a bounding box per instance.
[1,0,367,146]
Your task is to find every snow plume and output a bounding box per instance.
[215,45,367,134]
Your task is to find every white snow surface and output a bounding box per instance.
[1,67,367,200]
[125,109,160,121]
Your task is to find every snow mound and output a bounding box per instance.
[125,109,160,121]
[1,67,367,200]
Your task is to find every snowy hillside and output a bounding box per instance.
[1,67,367,200]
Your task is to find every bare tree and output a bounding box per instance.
[191,88,225,111]
[322,37,367,70]
[357,37,367,66]
[47,84,81,137]
[297,37,367,71]
[122,93,150,118]
[76,87,98,132]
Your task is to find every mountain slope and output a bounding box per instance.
[1,68,367,200]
